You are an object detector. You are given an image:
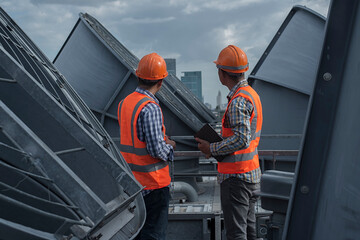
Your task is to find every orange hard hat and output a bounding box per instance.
[136,53,168,80]
[214,45,249,73]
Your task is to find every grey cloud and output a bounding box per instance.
[30,0,116,6]
[121,17,175,24]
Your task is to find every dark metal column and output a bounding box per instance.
[284,0,360,239]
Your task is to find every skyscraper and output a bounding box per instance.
[164,58,176,76]
[216,90,222,109]
[181,71,202,101]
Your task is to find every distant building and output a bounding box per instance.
[164,58,176,76]
[181,71,202,101]
[216,90,222,109]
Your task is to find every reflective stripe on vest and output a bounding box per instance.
[118,92,171,189]
[128,161,169,173]
[223,148,258,163]
[218,86,262,173]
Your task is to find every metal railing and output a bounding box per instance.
[173,150,299,177]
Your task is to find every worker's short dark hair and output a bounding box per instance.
[138,78,163,87]
[221,69,245,81]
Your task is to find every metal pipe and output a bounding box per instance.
[171,181,198,202]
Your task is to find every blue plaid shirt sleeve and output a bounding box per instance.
[137,101,174,162]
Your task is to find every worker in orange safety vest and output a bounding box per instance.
[196,45,263,240]
[118,52,176,240]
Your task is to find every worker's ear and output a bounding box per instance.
[218,69,226,85]
[158,79,163,88]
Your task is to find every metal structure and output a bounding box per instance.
[53,13,215,141]
[248,5,329,240]
[0,7,145,239]
[53,12,216,192]
[284,0,360,239]
[256,170,294,239]
[248,5,326,173]
[249,6,325,149]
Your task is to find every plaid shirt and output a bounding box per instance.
[210,80,261,184]
[135,87,173,196]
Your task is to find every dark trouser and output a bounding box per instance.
[137,187,170,240]
[220,177,260,240]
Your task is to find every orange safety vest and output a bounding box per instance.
[218,85,263,174]
[117,91,171,190]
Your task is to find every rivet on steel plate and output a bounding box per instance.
[323,72,332,81]
[260,227,268,235]
[300,185,309,194]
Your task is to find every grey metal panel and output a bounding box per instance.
[250,6,325,95]
[284,0,360,239]
[252,80,308,150]
[55,19,128,111]
[249,6,326,151]
[0,7,145,239]
[257,170,294,214]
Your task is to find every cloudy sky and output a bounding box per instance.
[0,0,330,107]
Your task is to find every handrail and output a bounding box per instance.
[174,150,299,158]
[173,150,299,177]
